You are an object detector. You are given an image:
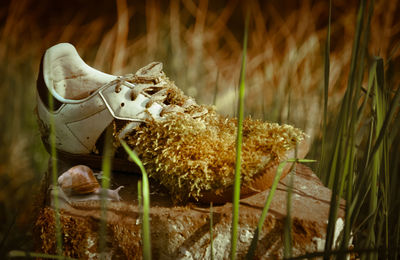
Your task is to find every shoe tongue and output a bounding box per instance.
[130,62,209,119]
[135,62,164,80]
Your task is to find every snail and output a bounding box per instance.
[56,165,124,202]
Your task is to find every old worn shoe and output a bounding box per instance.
[37,43,308,203]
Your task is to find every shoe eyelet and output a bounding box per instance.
[120,102,125,107]
[115,84,122,93]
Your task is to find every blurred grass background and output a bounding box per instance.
[0,0,399,257]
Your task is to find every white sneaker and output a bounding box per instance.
[37,43,308,203]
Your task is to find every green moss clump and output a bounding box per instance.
[122,109,303,202]
[116,66,305,202]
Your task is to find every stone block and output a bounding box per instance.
[33,163,345,259]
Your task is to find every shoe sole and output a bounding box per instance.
[42,135,309,204]
[41,138,141,173]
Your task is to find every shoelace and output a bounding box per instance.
[113,74,206,140]
[112,74,206,119]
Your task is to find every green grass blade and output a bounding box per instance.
[326,131,342,188]
[246,160,292,259]
[350,118,374,229]
[368,83,400,162]
[377,57,390,258]
[283,164,295,259]
[284,146,299,259]
[322,0,368,257]
[230,11,249,260]
[212,71,219,106]
[120,140,151,260]
[357,61,376,124]
[394,217,400,260]
[365,56,388,259]
[246,159,315,259]
[324,141,349,258]
[388,102,400,146]
[352,0,373,110]
[284,246,400,260]
[210,202,214,260]
[99,127,114,259]
[346,0,366,96]
[321,0,331,159]
[48,90,63,256]
[138,180,142,210]
[340,136,355,255]
[286,90,292,123]
[8,250,77,260]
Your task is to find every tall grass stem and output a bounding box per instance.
[8,250,77,260]
[121,140,151,260]
[99,127,114,259]
[210,202,214,260]
[48,91,62,256]
[246,159,315,259]
[230,11,249,260]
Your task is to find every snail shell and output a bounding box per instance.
[58,165,101,195]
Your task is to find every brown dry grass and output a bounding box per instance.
[0,0,399,256]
